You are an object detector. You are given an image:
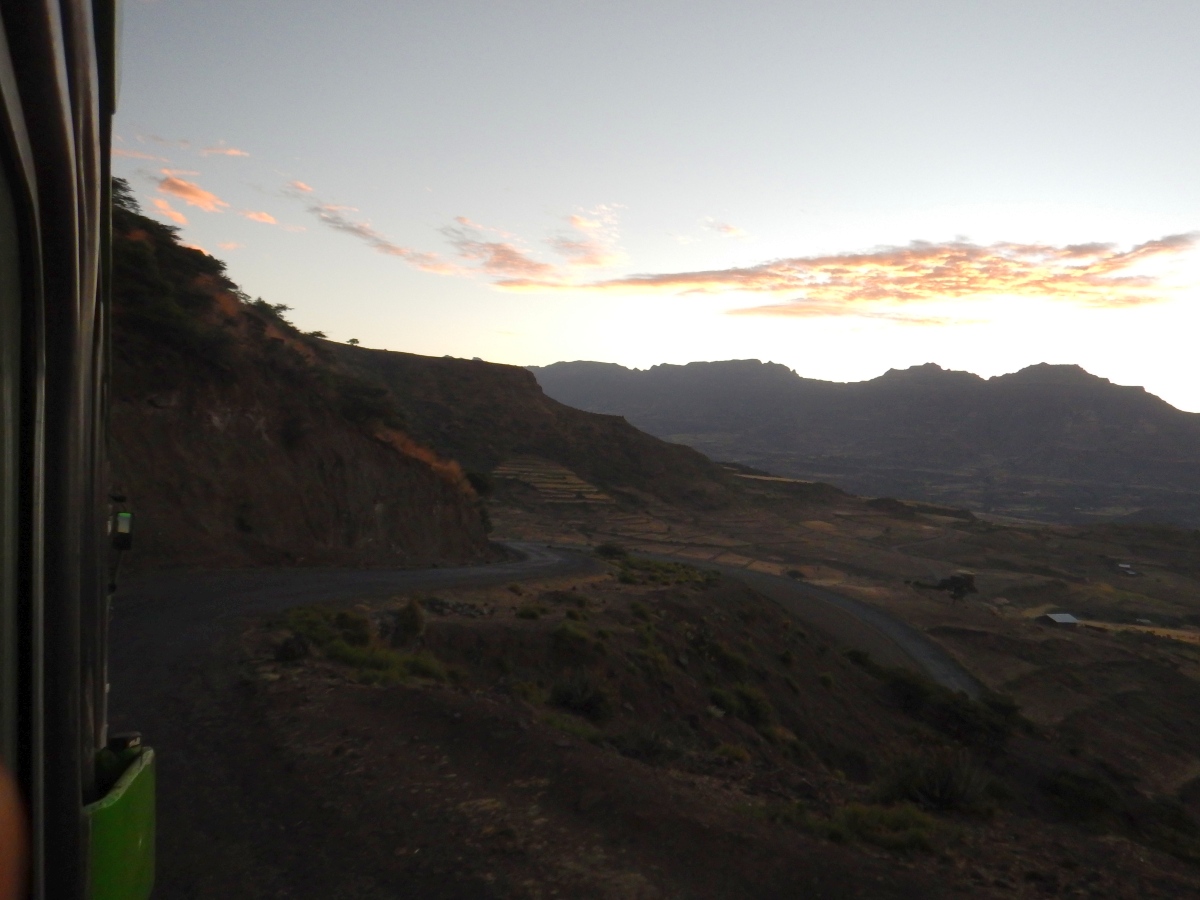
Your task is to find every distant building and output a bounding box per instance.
[1036,612,1079,627]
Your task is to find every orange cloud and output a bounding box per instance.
[181,242,209,255]
[242,211,277,224]
[201,144,249,157]
[547,205,624,268]
[150,197,187,225]
[157,174,228,213]
[288,180,314,193]
[113,148,166,161]
[501,234,1198,319]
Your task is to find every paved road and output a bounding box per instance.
[627,550,983,699]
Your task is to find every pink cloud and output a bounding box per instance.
[201,144,250,157]
[217,241,243,251]
[242,211,277,224]
[498,234,1199,319]
[704,218,750,240]
[546,205,624,268]
[181,242,209,255]
[157,174,228,213]
[150,197,187,225]
[288,180,314,193]
[309,203,453,273]
[442,222,556,279]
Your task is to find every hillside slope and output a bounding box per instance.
[327,346,737,510]
[110,186,490,568]
[532,359,1200,525]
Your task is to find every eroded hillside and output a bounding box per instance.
[109,185,490,568]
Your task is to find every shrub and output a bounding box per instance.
[285,605,373,649]
[732,684,774,727]
[616,557,720,587]
[848,651,1022,750]
[1040,769,1124,823]
[550,672,612,721]
[710,684,775,727]
[326,641,446,681]
[716,743,751,763]
[611,723,694,763]
[827,803,938,853]
[595,542,628,560]
[629,600,652,621]
[543,711,602,743]
[389,599,426,647]
[875,749,994,812]
[819,673,834,689]
[516,604,545,620]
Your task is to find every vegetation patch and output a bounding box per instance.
[768,802,942,853]
[280,603,446,683]
[875,749,995,813]
[550,671,613,721]
[846,650,1022,750]
[709,683,775,728]
[616,557,720,587]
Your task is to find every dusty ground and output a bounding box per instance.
[245,559,1200,899]
[488,461,1200,811]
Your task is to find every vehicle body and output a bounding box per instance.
[0,1,154,897]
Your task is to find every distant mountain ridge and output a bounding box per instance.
[530,359,1200,525]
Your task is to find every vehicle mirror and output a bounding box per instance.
[112,511,133,551]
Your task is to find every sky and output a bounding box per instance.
[115,1,1200,410]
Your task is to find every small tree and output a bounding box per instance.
[347,338,360,346]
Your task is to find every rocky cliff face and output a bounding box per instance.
[110,191,490,569]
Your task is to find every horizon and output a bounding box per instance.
[114,2,1200,412]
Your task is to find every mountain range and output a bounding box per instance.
[530,359,1200,526]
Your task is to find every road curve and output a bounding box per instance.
[625,550,983,699]
[109,541,598,694]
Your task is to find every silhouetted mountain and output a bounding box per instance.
[531,359,1200,525]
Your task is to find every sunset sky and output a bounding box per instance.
[115,1,1200,410]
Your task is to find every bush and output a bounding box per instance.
[388,599,426,647]
[875,749,994,812]
[326,641,447,682]
[516,604,544,620]
[543,711,602,743]
[1040,769,1124,823]
[595,542,628,560]
[616,557,720,587]
[715,743,751,763]
[550,672,612,721]
[611,722,696,763]
[847,650,1022,750]
[827,803,938,853]
[710,684,775,727]
[285,605,373,649]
